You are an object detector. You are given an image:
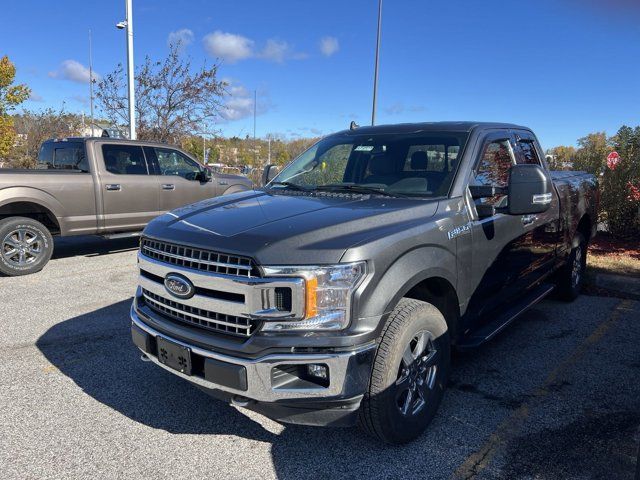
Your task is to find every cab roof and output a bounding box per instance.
[333,121,530,136]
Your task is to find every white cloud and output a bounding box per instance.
[319,36,339,57]
[219,79,271,122]
[49,60,100,84]
[203,31,254,63]
[167,28,194,50]
[259,39,290,63]
[203,31,307,63]
[384,103,426,115]
[28,91,44,102]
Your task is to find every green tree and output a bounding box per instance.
[601,125,640,238]
[546,145,576,170]
[574,132,609,174]
[0,55,30,159]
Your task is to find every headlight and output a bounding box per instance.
[261,262,366,331]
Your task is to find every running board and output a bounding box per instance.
[101,231,141,240]
[457,283,556,349]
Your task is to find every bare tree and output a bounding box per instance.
[96,44,226,142]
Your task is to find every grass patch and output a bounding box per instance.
[587,233,640,278]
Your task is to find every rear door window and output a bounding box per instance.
[517,140,542,165]
[101,144,149,175]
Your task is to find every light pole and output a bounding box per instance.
[371,0,382,126]
[116,0,136,140]
[88,30,95,137]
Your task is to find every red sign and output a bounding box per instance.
[607,151,620,170]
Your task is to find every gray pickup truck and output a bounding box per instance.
[129,122,598,444]
[0,138,251,276]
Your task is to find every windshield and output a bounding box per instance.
[269,131,469,197]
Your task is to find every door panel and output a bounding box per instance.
[144,147,218,212]
[465,132,532,321]
[98,144,160,232]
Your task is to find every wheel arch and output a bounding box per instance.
[0,200,61,234]
[356,245,460,341]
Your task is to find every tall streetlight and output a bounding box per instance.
[371,0,383,126]
[116,0,136,140]
[88,29,95,137]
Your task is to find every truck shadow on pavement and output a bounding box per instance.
[35,299,487,479]
[35,297,640,479]
[52,236,140,260]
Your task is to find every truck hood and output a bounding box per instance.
[143,190,440,264]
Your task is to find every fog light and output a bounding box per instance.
[307,364,328,380]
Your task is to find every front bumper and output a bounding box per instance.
[131,304,376,426]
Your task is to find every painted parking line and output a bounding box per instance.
[451,298,636,480]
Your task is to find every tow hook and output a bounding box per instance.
[140,353,151,362]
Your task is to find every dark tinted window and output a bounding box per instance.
[517,140,541,165]
[37,142,88,172]
[102,144,148,175]
[472,139,515,207]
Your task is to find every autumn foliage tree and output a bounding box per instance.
[0,55,30,159]
[96,44,226,143]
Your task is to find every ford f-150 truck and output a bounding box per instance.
[129,122,598,444]
[0,138,251,276]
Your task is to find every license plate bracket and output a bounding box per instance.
[157,336,192,375]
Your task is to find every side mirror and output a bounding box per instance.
[261,164,278,186]
[507,164,552,215]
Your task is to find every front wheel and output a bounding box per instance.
[0,217,54,276]
[359,298,450,444]
[556,232,586,301]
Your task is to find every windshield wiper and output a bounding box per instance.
[314,184,405,197]
[268,181,311,192]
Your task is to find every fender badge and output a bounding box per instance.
[447,222,472,240]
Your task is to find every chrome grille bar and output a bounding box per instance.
[142,289,255,337]
[140,238,256,277]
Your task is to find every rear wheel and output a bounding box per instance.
[0,217,54,276]
[359,298,450,444]
[556,232,586,301]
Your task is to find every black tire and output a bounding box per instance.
[358,298,450,444]
[0,217,54,276]
[556,232,586,301]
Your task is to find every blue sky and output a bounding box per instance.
[2,0,640,148]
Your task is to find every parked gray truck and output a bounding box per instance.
[0,138,252,276]
[129,122,598,444]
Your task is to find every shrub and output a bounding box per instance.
[600,126,640,239]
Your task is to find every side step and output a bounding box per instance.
[102,231,141,240]
[457,283,556,349]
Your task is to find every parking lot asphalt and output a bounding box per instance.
[1,236,639,480]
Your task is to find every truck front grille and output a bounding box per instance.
[140,238,257,277]
[141,289,256,337]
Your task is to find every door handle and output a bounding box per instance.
[162,184,175,190]
[218,181,228,186]
[521,214,537,226]
[105,184,121,191]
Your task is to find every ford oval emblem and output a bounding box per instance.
[164,273,195,299]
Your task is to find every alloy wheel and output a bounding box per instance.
[572,245,583,287]
[395,330,438,417]
[1,228,45,268]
